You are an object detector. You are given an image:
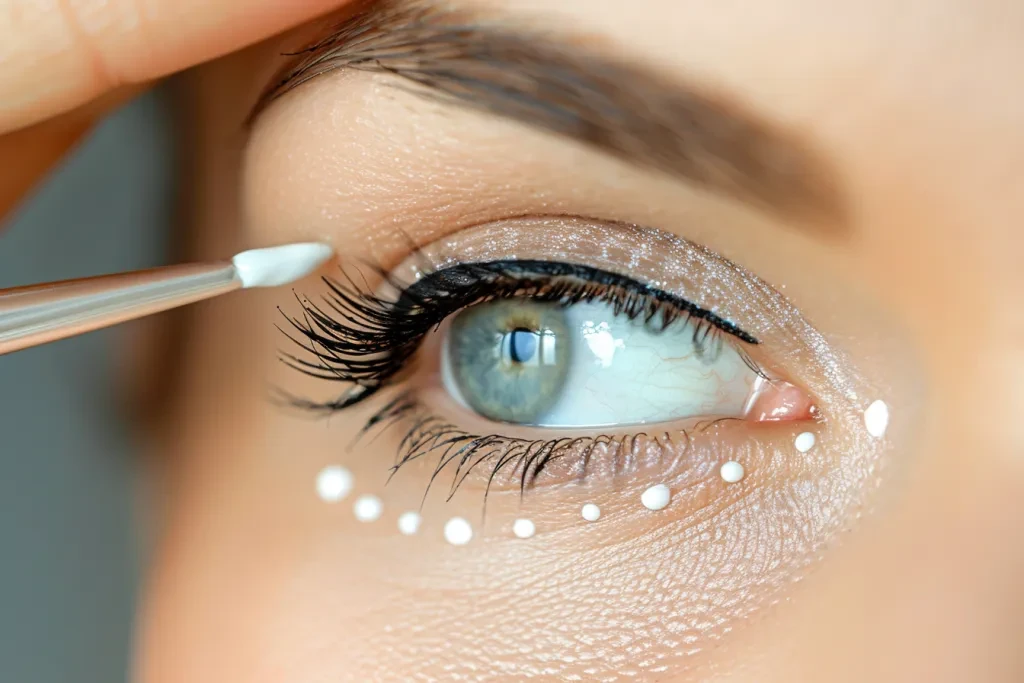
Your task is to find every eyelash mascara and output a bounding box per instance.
[0,242,333,355]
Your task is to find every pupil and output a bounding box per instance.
[508,328,539,364]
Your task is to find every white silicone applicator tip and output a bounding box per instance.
[231,242,334,288]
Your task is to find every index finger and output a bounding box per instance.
[0,0,353,134]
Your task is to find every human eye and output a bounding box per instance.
[280,217,822,496]
[440,263,761,428]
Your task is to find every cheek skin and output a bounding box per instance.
[136,322,841,682]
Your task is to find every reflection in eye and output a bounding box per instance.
[443,299,758,427]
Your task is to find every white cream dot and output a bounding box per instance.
[353,494,383,522]
[444,517,473,545]
[512,518,536,539]
[581,503,601,522]
[397,511,421,535]
[315,465,353,503]
[641,484,672,511]
[720,461,745,483]
[794,431,816,453]
[864,399,890,438]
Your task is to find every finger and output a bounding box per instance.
[0,0,353,134]
[0,101,96,221]
[0,86,138,223]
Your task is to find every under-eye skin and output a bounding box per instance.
[277,217,857,497]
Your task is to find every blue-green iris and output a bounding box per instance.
[446,300,571,423]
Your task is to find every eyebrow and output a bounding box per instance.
[252,0,848,234]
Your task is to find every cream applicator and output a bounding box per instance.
[0,242,333,355]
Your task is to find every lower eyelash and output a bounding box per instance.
[351,390,724,501]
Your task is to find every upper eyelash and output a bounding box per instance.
[278,259,761,412]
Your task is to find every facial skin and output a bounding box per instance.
[134,1,1024,681]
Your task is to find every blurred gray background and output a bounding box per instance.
[0,92,173,683]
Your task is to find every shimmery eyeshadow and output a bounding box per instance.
[353,494,383,522]
[512,518,536,539]
[581,503,601,521]
[444,517,474,545]
[640,484,671,511]
[397,511,421,535]
[864,399,890,438]
[315,465,353,502]
[794,431,816,453]
[720,461,745,483]
[404,217,860,399]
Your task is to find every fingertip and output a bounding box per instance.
[0,0,356,133]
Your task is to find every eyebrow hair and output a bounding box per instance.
[252,0,847,233]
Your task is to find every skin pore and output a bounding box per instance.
[135,1,1024,681]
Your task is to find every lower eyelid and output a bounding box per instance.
[366,384,822,496]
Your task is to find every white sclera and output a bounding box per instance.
[512,519,536,539]
[581,503,601,522]
[640,484,672,511]
[794,432,816,453]
[442,300,758,428]
[864,400,890,438]
[353,495,383,522]
[720,461,745,483]
[397,511,422,535]
[444,517,474,545]
[544,306,758,426]
[315,465,353,503]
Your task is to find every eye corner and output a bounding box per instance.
[743,376,819,423]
